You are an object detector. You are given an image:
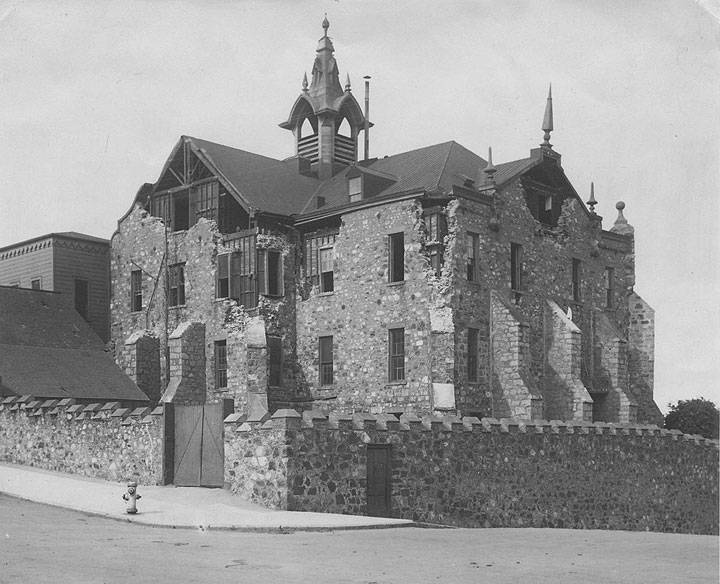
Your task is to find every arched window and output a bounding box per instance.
[300,117,315,139]
[336,117,351,137]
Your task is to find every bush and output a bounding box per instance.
[664,397,719,439]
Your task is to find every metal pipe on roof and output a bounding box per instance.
[364,76,371,160]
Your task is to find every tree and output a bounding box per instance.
[664,398,719,439]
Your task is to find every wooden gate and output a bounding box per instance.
[366,444,391,517]
[172,403,224,487]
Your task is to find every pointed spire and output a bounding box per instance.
[345,73,351,92]
[542,84,553,148]
[322,13,330,37]
[302,72,308,92]
[586,181,597,213]
[483,146,497,183]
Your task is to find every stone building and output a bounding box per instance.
[110,18,662,425]
[0,232,111,342]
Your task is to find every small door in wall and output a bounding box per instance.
[366,444,391,517]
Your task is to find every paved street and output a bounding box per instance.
[1,494,717,584]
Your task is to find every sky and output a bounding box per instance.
[0,0,717,413]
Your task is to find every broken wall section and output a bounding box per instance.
[490,291,543,419]
[543,300,593,421]
[592,312,637,423]
[628,292,663,425]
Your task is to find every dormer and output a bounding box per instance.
[346,165,397,203]
[280,18,370,180]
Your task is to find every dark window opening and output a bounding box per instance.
[572,258,582,302]
[130,270,142,312]
[74,278,89,320]
[216,249,257,308]
[214,340,227,389]
[388,328,405,382]
[424,213,447,278]
[389,233,405,283]
[268,336,282,387]
[605,267,614,308]
[467,328,479,382]
[466,232,479,281]
[319,336,333,385]
[511,243,523,300]
[258,250,283,297]
[31,278,41,290]
[169,263,185,307]
[173,191,189,231]
[193,181,218,222]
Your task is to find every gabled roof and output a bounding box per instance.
[299,141,488,214]
[0,287,148,401]
[188,137,321,216]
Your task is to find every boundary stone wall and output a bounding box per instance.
[0,396,163,485]
[225,409,719,534]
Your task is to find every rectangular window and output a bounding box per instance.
[467,328,479,382]
[388,328,405,382]
[216,254,229,298]
[74,278,89,320]
[168,263,185,307]
[319,247,334,292]
[130,269,142,312]
[173,191,190,231]
[605,267,614,308]
[31,278,41,290]
[257,250,283,297]
[348,176,362,202]
[304,232,337,288]
[214,340,227,389]
[466,232,479,281]
[319,336,333,385]
[388,233,405,283]
[194,181,218,222]
[572,258,582,302]
[268,336,282,387]
[510,243,523,293]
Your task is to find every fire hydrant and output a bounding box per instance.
[122,481,141,514]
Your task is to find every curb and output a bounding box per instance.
[0,491,418,533]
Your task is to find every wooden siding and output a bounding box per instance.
[0,239,54,289]
[52,239,110,342]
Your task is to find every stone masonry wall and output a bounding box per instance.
[628,292,663,425]
[225,409,719,535]
[111,207,296,415]
[124,331,161,403]
[296,200,437,413]
[0,397,163,485]
[161,321,207,405]
[490,292,543,419]
[593,311,638,423]
[544,300,593,421]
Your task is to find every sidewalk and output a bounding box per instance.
[0,463,414,532]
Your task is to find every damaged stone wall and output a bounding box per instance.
[111,206,297,415]
[450,173,650,422]
[628,292,663,425]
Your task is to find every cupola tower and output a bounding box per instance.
[280,17,369,179]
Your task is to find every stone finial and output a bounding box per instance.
[586,181,597,213]
[322,14,330,36]
[611,201,635,236]
[542,84,553,148]
[345,73,351,92]
[483,146,497,184]
[302,72,308,92]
